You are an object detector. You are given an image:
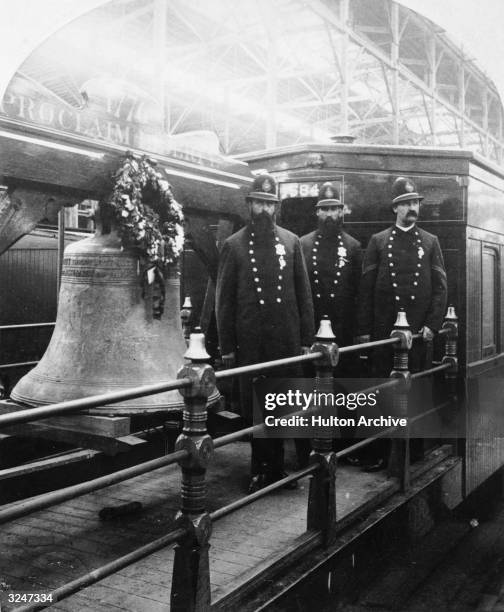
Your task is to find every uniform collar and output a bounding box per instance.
[395,223,416,233]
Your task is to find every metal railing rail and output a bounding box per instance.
[0,325,449,373]
[0,360,39,370]
[335,394,454,461]
[1,307,459,612]
[9,389,455,612]
[0,322,56,373]
[0,379,192,427]
[0,356,446,526]
[0,323,55,331]
[12,527,187,612]
[210,463,319,521]
[0,450,188,524]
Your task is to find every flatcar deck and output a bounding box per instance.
[0,441,391,611]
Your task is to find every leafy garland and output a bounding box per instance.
[108,152,184,318]
[109,152,184,265]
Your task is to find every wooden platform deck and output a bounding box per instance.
[0,441,393,611]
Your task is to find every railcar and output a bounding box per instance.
[3,132,504,502]
[243,142,504,497]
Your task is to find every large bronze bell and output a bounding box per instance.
[11,225,219,415]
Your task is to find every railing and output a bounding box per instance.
[0,322,55,374]
[0,308,459,612]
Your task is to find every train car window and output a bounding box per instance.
[482,246,499,357]
[468,173,504,234]
[279,197,317,236]
[278,179,343,236]
[277,174,463,230]
[77,200,97,231]
[343,174,463,222]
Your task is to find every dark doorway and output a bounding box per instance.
[278,197,318,237]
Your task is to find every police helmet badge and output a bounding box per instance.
[262,178,273,192]
[246,173,279,203]
[391,176,424,205]
[316,181,341,208]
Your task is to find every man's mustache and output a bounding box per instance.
[406,210,418,217]
[252,211,274,221]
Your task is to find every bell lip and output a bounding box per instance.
[9,388,221,415]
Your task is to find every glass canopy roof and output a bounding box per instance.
[1,0,503,164]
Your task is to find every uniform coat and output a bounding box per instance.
[357,225,447,341]
[300,229,362,345]
[356,224,447,464]
[216,223,314,460]
[216,224,315,368]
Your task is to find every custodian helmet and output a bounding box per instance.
[391,176,424,205]
[315,182,341,208]
[246,173,279,203]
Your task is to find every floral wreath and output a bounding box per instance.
[108,152,184,318]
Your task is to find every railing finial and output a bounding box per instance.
[184,326,209,361]
[394,308,409,330]
[315,315,336,341]
[445,304,457,321]
[180,296,193,346]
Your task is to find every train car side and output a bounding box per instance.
[244,142,504,498]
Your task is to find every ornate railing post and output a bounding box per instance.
[307,317,339,546]
[0,328,5,399]
[388,309,413,491]
[0,377,4,400]
[441,306,459,445]
[442,305,459,397]
[180,296,193,346]
[171,328,215,612]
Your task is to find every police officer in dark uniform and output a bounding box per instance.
[300,182,362,350]
[356,176,448,470]
[216,173,315,492]
[300,182,362,454]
